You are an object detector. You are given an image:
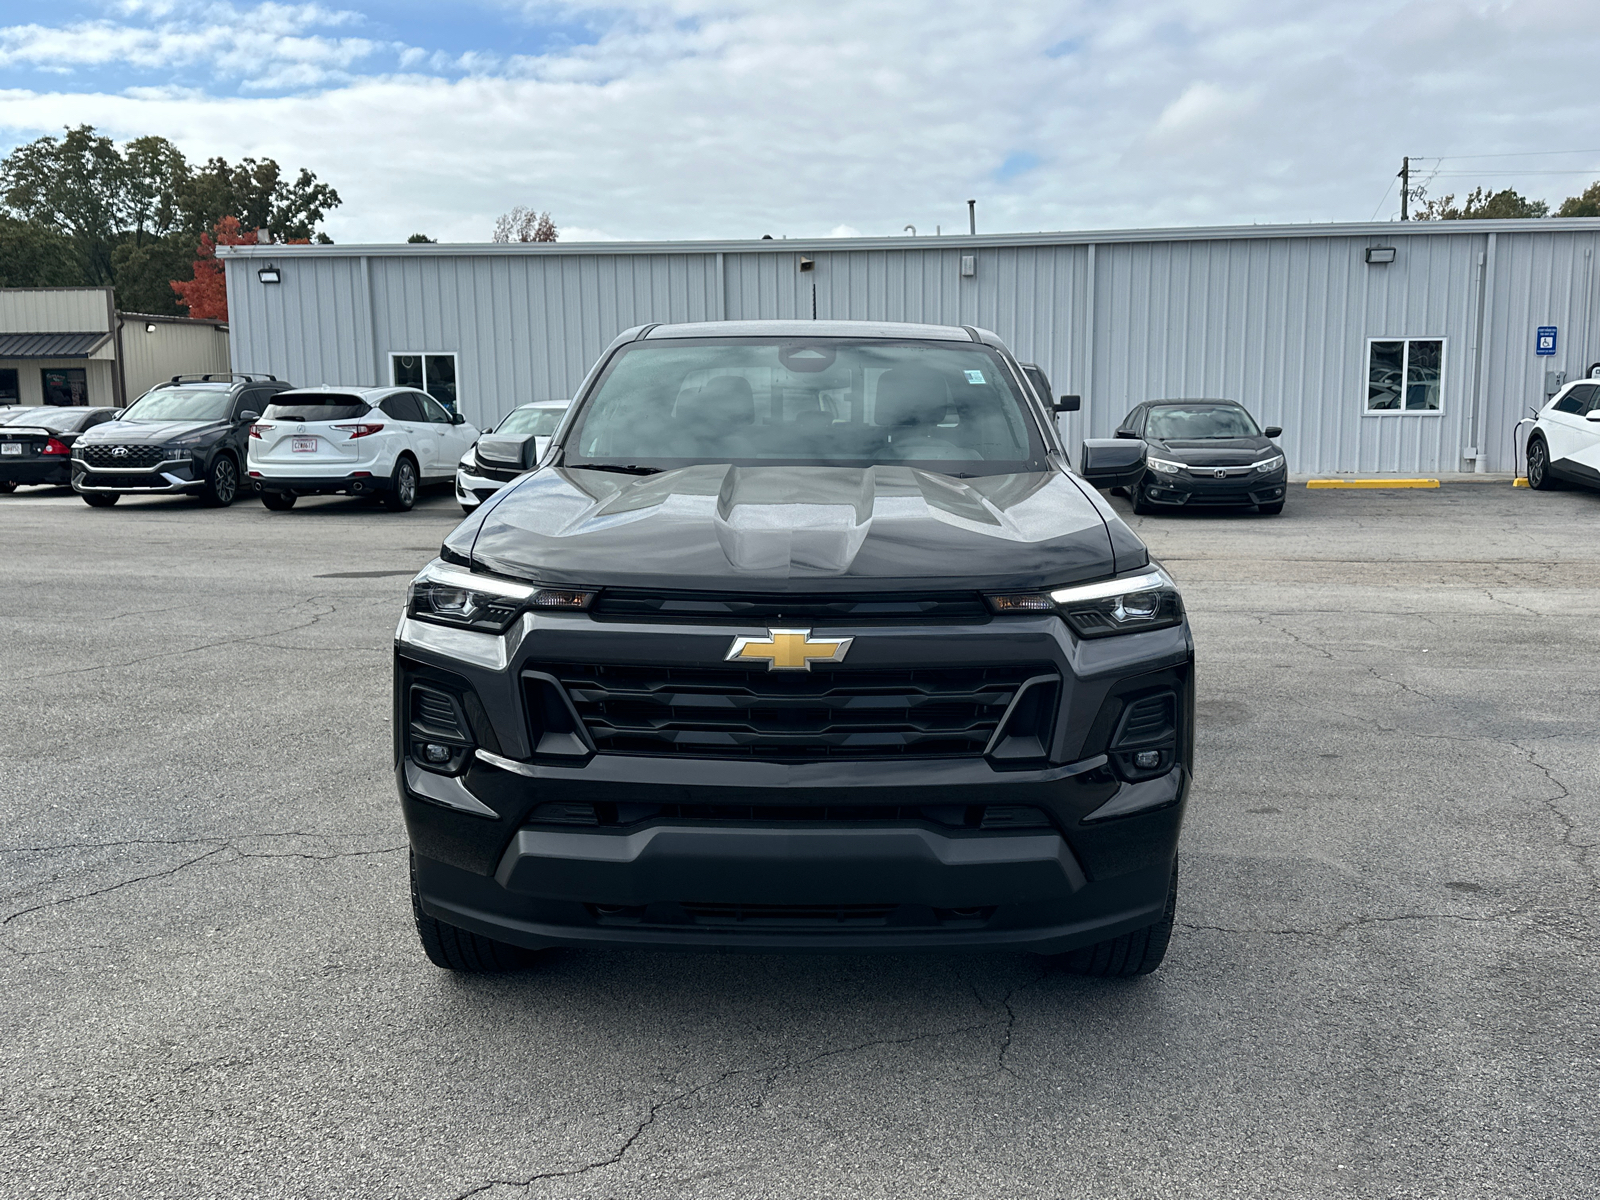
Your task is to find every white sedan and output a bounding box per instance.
[455,400,570,514]
[249,386,478,511]
[1526,379,1600,492]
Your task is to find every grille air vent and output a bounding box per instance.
[1113,693,1176,747]
[411,686,468,740]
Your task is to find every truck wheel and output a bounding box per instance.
[1526,435,1558,490]
[384,455,418,512]
[261,490,296,511]
[82,491,118,507]
[1058,856,1177,977]
[200,455,238,506]
[410,853,538,972]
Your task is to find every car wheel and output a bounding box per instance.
[261,490,297,511]
[1057,856,1177,977]
[1526,434,1558,490]
[200,455,238,507]
[1258,501,1284,515]
[384,455,418,512]
[460,503,476,516]
[1130,482,1157,515]
[82,491,118,507]
[0,481,15,494]
[410,853,539,972]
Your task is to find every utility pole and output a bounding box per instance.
[968,199,976,235]
[1399,156,1409,221]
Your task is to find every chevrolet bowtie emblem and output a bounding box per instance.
[726,628,853,671]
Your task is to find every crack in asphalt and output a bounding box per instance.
[445,1019,1010,1198]
[1512,740,1599,892]
[1180,909,1522,939]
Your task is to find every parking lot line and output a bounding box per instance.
[1305,478,1440,489]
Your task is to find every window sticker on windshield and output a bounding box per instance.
[964,369,986,385]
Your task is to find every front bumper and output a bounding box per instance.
[455,465,502,509]
[396,607,1193,954]
[73,461,202,494]
[1142,469,1286,507]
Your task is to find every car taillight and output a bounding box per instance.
[42,437,69,456]
[332,423,385,439]
[250,422,273,439]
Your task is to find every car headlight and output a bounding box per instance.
[1146,457,1185,475]
[985,567,1184,638]
[406,561,594,633]
[1253,454,1285,473]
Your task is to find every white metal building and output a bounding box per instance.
[219,220,1600,475]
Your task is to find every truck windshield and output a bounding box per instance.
[122,386,234,422]
[565,339,1046,476]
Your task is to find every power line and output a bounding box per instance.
[1429,170,1600,177]
[1369,175,1398,222]
[1420,149,1600,161]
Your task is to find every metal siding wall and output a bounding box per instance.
[119,321,231,398]
[0,289,111,333]
[1481,228,1600,472]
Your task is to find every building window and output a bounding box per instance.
[0,369,17,403]
[1366,339,1444,413]
[391,353,457,412]
[41,368,88,406]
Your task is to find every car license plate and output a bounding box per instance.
[0,443,20,455]
[292,436,318,453]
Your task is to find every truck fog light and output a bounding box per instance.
[1133,750,1161,769]
[423,743,452,764]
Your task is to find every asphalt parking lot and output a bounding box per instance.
[2,481,1597,1199]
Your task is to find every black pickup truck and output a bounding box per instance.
[395,320,1188,976]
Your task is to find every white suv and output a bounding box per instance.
[248,386,478,511]
[1525,379,1600,492]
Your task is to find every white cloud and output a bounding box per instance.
[2,0,1600,242]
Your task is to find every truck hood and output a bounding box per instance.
[78,419,227,444]
[456,463,1140,592]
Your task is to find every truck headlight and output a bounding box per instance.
[985,567,1184,638]
[1146,457,1185,475]
[406,561,593,633]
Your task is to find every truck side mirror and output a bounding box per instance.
[1053,394,1080,413]
[1114,429,1140,439]
[1080,439,1147,489]
[1264,425,1282,438]
[520,437,542,470]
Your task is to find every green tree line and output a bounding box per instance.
[0,125,340,314]
[1413,181,1600,220]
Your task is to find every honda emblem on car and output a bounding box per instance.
[1213,468,1227,478]
[725,628,853,671]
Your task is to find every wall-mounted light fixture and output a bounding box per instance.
[1365,247,1397,265]
[145,322,156,333]
[960,255,976,277]
[798,257,814,272]
[258,265,282,284]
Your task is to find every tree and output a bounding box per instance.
[1413,186,1549,220]
[0,216,81,287]
[176,156,340,240]
[1556,183,1600,218]
[407,233,436,243]
[111,233,195,315]
[0,125,130,283]
[492,206,557,242]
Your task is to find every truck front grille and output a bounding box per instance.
[542,662,1052,760]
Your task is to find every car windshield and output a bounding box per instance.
[123,386,234,422]
[565,339,1044,476]
[496,407,567,436]
[1146,405,1260,440]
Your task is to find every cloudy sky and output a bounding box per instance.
[1,0,1598,244]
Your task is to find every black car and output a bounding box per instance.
[71,374,293,507]
[0,407,119,492]
[1115,399,1287,515]
[396,320,1190,976]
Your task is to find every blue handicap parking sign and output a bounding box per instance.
[1537,326,1558,356]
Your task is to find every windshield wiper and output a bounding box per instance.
[572,463,663,475]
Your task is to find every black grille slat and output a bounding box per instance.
[79,444,169,469]
[538,662,1053,760]
[1114,694,1176,746]
[411,687,469,740]
[681,902,897,925]
[590,589,989,625]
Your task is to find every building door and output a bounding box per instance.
[41,368,88,406]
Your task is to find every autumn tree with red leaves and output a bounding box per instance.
[171,216,306,320]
